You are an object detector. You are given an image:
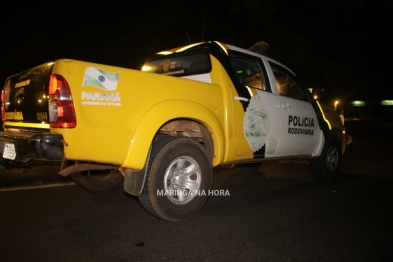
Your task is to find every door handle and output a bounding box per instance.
[280,103,291,110]
[235,96,249,102]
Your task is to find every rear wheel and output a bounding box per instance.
[139,137,212,221]
[311,136,342,182]
[71,168,123,192]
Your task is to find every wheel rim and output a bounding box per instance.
[326,145,339,172]
[164,156,202,205]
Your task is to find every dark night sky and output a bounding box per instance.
[1,0,392,102]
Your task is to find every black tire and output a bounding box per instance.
[139,137,212,221]
[311,136,342,182]
[71,169,123,192]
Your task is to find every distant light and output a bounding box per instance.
[381,100,393,106]
[351,101,365,106]
[334,100,339,110]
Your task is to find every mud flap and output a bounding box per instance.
[123,146,151,196]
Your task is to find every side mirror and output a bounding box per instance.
[311,87,324,100]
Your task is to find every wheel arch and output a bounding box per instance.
[123,100,224,170]
[157,119,215,162]
[328,127,346,155]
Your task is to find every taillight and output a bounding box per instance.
[1,89,5,122]
[48,74,76,128]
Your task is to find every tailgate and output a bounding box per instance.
[2,62,54,131]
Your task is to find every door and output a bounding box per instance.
[268,62,322,156]
[227,51,282,158]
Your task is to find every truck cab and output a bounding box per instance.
[143,41,345,161]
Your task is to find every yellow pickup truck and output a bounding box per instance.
[0,41,346,221]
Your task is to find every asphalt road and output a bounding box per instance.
[0,120,392,261]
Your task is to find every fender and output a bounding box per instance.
[122,99,225,170]
[311,130,325,157]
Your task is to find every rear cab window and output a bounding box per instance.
[142,48,212,77]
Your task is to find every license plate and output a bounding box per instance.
[3,143,16,160]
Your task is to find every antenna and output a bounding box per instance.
[186,32,192,44]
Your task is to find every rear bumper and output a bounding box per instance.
[0,132,64,162]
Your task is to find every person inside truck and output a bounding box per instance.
[244,67,265,90]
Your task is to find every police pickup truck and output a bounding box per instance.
[0,41,346,221]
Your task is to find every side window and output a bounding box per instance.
[269,62,308,101]
[229,52,271,92]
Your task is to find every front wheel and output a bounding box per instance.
[139,137,212,221]
[311,136,342,182]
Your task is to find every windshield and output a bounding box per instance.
[142,48,211,77]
